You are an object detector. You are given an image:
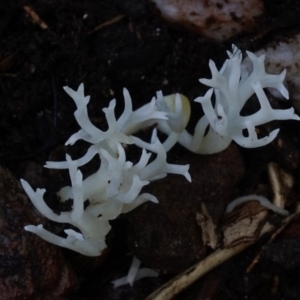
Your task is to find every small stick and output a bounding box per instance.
[146,223,274,300]
[23,5,48,30]
[246,164,297,272]
[88,15,125,35]
[246,203,300,273]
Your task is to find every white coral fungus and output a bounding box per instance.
[112,256,158,288]
[21,84,190,256]
[21,45,299,257]
[196,45,300,153]
[226,194,289,216]
[159,45,299,154]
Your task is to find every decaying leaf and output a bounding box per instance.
[222,200,268,248]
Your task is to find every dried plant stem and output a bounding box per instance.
[88,15,125,34]
[146,222,274,300]
[23,5,48,30]
[247,203,300,272]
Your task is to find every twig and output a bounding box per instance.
[246,202,300,273]
[23,5,48,30]
[88,15,125,35]
[246,163,297,272]
[146,222,274,300]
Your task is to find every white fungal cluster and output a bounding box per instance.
[21,84,191,256]
[21,45,298,257]
[160,45,300,154]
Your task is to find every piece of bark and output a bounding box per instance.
[196,203,218,249]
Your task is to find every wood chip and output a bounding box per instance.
[196,203,218,249]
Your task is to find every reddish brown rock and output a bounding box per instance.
[127,144,245,274]
[0,166,77,300]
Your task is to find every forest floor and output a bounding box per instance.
[2,0,300,299]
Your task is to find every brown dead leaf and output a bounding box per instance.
[222,201,268,248]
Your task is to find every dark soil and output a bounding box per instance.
[2,0,300,299]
